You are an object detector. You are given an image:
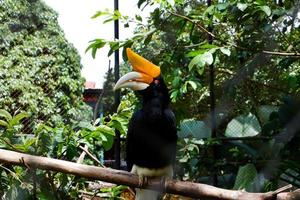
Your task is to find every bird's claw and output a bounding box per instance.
[138,176,148,188]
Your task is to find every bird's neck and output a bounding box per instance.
[142,96,169,122]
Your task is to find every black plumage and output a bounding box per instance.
[126,76,178,171]
[113,48,177,199]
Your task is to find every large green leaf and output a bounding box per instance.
[233,164,257,190]
[225,113,261,137]
[9,112,29,127]
[237,3,248,11]
[0,119,8,127]
[220,47,231,56]
[188,52,213,73]
[0,109,12,121]
[178,119,211,139]
[101,133,114,151]
[259,5,271,16]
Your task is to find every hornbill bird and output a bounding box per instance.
[114,48,178,200]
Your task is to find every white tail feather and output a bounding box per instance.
[131,164,173,200]
[135,188,160,200]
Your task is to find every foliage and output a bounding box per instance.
[89,0,300,194]
[1,0,299,198]
[0,0,86,132]
[98,185,128,200]
[0,98,133,198]
[0,0,135,198]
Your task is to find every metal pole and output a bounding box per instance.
[114,0,121,169]
[207,0,218,186]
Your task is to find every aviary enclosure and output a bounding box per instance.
[0,0,299,199]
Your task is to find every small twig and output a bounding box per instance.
[272,184,293,195]
[77,144,88,164]
[78,145,105,168]
[248,79,289,94]
[46,172,60,200]
[0,164,23,184]
[218,136,271,141]
[93,61,112,122]
[261,50,300,57]
[32,168,37,199]
[169,11,300,57]
[0,138,22,153]
[78,190,106,198]
[169,11,216,38]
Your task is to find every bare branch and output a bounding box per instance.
[0,149,298,200]
[169,12,300,57]
[77,144,88,164]
[78,145,105,167]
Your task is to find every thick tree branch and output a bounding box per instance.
[0,149,299,200]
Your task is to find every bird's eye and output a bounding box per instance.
[154,79,160,85]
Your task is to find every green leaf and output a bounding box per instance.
[143,29,156,45]
[0,109,12,121]
[259,6,271,16]
[200,43,218,50]
[135,15,142,22]
[137,0,147,8]
[216,3,229,11]
[110,117,127,135]
[9,112,29,127]
[77,121,95,131]
[237,3,248,12]
[205,5,215,15]
[95,125,115,136]
[91,10,111,19]
[166,0,175,7]
[220,47,231,56]
[179,154,189,163]
[14,138,37,152]
[225,113,261,138]
[179,119,211,139]
[0,119,8,127]
[102,132,114,151]
[201,52,213,65]
[233,164,257,191]
[108,41,120,57]
[103,17,115,24]
[86,39,106,58]
[186,81,197,90]
[186,49,206,57]
[170,90,179,101]
[172,77,181,88]
[188,52,213,72]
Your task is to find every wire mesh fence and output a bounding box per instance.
[0,0,300,197]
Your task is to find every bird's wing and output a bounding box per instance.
[126,110,141,171]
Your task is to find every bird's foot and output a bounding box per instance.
[138,176,148,188]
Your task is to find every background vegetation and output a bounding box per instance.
[90,0,300,193]
[0,0,299,199]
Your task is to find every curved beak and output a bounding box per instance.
[114,48,161,91]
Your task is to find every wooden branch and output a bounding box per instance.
[78,145,105,167]
[0,149,298,200]
[77,144,88,164]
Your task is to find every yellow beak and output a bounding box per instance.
[114,48,161,91]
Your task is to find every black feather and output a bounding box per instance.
[126,76,177,170]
